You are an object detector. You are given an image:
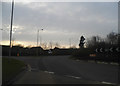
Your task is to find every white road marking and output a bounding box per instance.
[48,72,54,74]
[27,64,32,71]
[101,81,116,85]
[44,71,54,74]
[110,63,119,65]
[65,75,81,79]
[44,71,49,73]
[76,60,80,61]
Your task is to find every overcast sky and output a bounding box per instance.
[2,2,118,48]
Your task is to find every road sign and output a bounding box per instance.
[95,48,98,52]
[116,47,120,52]
[109,48,113,52]
[100,48,103,52]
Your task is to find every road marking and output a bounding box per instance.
[76,60,80,61]
[101,81,116,85]
[27,64,32,71]
[44,71,54,74]
[65,75,81,79]
[44,71,49,73]
[110,62,119,65]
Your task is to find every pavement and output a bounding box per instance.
[8,55,119,85]
[14,70,55,84]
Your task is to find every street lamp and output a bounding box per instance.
[37,29,39,47]
[9,0,14,56]
[36,29,43,56]
[37,29,44,47]
[39,29,43,47]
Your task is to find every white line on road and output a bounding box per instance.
[65,75,81,79]
[27,64,32,71]
[44,71,54,74]
[101,81,116,85]
[76,60,80,61]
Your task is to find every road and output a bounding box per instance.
[10,56,118,84]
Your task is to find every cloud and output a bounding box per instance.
[2,2,118,47]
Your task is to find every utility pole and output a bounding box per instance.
[9,0,14,56]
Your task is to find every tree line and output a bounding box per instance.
[2,32,119,63]
[72,32,119,63]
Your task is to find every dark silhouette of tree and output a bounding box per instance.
[55,42,60,48]
[79,36,85,48]
[71,45,76,49]
[86,36,102,48]
[107,32,118,45]
[49,42,53,49]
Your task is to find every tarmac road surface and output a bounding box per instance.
[9,56,118,84]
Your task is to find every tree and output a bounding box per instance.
[107,32,118,45]
[49,42,53,49]
[71,45,76,49]
[86,36,103,48]
[12,37,15,46]
[55,42,60,48]
[79,36,85,48]
[41,42,47,50]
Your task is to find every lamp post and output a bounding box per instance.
[36,29,43,56]
[36,29,39,56]
[37,29,39,47]
[37,29,44,47]
[39,29,43,47]
[9,0,14,56]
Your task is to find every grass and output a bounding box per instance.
[2,57,26,84]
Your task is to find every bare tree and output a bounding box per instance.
[12,37,15,46]
[41,42,47,50]
[49,42,53,49]
[55,42,60,48]
[71,45,76,49]
[86,36,102,48]
[107,32,118,45]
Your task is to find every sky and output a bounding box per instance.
[1,2,118,48]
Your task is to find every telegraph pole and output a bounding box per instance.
[9,0,14,56]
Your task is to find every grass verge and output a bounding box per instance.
[2,57,26,84]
